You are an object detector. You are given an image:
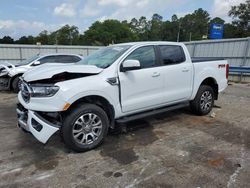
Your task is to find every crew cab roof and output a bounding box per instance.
[37,53,83,57]
[113,41,184,47]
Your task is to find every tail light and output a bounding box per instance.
[226,64,229,80]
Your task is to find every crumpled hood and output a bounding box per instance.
[23,64,103,82]
[0,62,28,76]
[0,62,24,69]
[0,62,15,70]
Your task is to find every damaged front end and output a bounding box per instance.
[17,78,63,143]
[17,79,63,143]
[0,64,14,90]
[17,66,102,143]
[0,75,11,90]
[17,103,62,143]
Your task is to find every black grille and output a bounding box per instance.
[21,81,31,103]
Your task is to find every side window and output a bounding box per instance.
[38,56,57,64]
[125,46,156,69]
[54,55,81,63]
[159,45,186,65]
[71,56,82,62]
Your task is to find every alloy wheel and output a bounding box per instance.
[72,113,103,145]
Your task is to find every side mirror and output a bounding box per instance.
[32,61,41,66]
[121,60,141,72]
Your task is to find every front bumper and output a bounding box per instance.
[16,103,60,144]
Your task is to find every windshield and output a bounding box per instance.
[77,45,131,68]
[18,55,39,65]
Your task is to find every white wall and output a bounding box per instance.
[0,44,101,64]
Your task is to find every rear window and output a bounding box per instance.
[55,55,81,63]
[159,45,186,65]
[39,56,57,64]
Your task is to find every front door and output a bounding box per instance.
[118,46,164,113]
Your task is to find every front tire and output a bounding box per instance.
[62,103,109,152]
[190,85,214,115]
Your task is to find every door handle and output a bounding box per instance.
[152,72,160,77]
[182,68,189,72]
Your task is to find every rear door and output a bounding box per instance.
[157,45,193,103]
[118,45,164,113]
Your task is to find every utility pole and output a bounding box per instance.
[177,22,181,42]
[206,24,209,39]
[55,32,58,45]
[189,32,192,41]
[69,31,73,45]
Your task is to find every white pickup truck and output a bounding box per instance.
[0,54,83,93]
[17,42,228,152]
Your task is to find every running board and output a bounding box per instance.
[116,102,189,123]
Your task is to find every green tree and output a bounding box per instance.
[82,20,138,45]
[210,17,225,24]
[16,35,35,44]
[229,0,250,36]
[148,14,163,40]
[129,16,150,40]
[0,36,14,44]
[224,24,244,38]
[180,8,210,41]
[161,15,180,41]
[36,30,49,45]
[171,14,178,22]
[51,25,80,45]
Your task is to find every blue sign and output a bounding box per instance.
[210,23,224,39]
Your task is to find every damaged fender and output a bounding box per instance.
[0,62,15,76]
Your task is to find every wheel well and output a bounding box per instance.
[10,74,23,90]
[66,95,115,128]
[200,77,218,100]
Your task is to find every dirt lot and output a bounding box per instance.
[0,83,250,188]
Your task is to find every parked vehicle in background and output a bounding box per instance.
[16,42,228,152]
[0,54,83,93]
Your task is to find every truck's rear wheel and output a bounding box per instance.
[62,103,109,152]
[190,85,214,115]
[12,76,22,93]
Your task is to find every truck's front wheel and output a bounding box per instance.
[190,85,214,115]
[62,103,109,152]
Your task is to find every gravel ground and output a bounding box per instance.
[0,83,250,188]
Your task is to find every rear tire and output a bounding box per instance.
[12,76,22,93]
[62,103,109,152]
[190,85,214,115]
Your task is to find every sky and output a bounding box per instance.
[0,0,246,39]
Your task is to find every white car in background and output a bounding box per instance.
[0,54,83,92]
